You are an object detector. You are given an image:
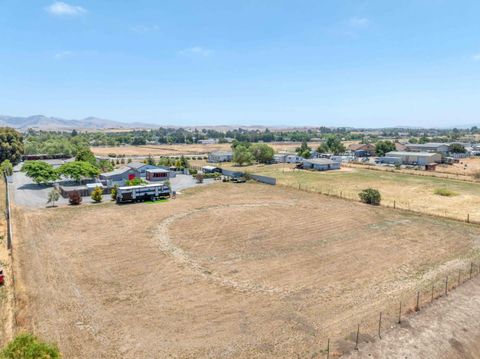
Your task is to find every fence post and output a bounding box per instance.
[431,284,434,302]
[394,200,396,209]
[378,312,382,339]
[467,213,470,223]
[415,291,420,311]
[471,262,474,280]
[326,338,330,359]
[445,276,448,296]
[354,324,360,350]
[458,270,461,286]
[398,302,402,324]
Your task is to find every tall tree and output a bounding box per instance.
[0,127,24,165]
[375,140,396,156]
[57,161,100,182]
[21,161,59,185]
[296,141,311,158]
[233,145,255,166]
[250,144,274,163]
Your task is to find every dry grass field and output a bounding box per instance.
[91,142,314,157]
[220,163,480,222]
[12,183,480,358]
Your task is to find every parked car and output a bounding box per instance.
[231,177,246,183]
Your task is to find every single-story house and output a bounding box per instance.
[202,165,222,174]
[404,143,450,155]
[208,151,233,163]
[274,153,303,163]
[385,151,442,165]
[302,158,341,171]
[146,168,172,181]
[99,167,140,187]
[127,162,159,177]
[348,143,376,157]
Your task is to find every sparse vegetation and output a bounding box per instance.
[46,188,60,207]
[434,188,459,197]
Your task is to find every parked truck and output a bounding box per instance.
[116,183,171,204]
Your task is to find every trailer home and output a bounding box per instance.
[116,183,170,203]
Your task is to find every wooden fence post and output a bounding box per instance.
[378,312,382,339]
[445,276,448,296]
[431,284,434,302]
[471,262,474,279]
[326,338,330,359]
[354,324,360,350]
[398,302,402,324]
[458,270,461,286]
[415,291,420,311]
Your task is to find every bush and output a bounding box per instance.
[124,178,147,186]
[359,188,381,205]
[189,168,198,176]
[434,188,459,197]
[111,185,118,201]
[195,173,204,183]
[91,186,103,203]
[68,191,82,205]
[0,333,61,359]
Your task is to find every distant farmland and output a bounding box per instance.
[13,183,480,358]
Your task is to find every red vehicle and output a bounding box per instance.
[0,268,4,286]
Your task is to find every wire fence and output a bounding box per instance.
[318,260,480,357]
[277,181,479,225]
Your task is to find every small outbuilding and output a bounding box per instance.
[146,168,171,181]
[202,165,222,174]
[302,158,341,171]
[208,151,233,163]
[385,151,442,165]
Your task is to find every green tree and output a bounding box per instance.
[296,141,312,158]
[359,188,381,205]
[0,333,61,359]
[75,147,97,166]
[250,144,274,163]
[0,160,13,176]
[233,145,255,166]
[0,127,24,165]
[57,161,100,182]
[98,159,113,172]
[449,143,466,153]
[21,161,59,185]
[91,186,103,203]
[46,188,60,207]
[145,154,155,165]
[375,140,396,156]
[317,135,345,155]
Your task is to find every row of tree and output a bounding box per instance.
[232,143,275,165]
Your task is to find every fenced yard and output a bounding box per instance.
[230,163,480,223]
[11,182,480,358]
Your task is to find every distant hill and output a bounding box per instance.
[0,115,158,131]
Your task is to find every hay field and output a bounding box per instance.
[12,183,480,358]
[227,163,480,222]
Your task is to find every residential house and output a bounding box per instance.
[302,158,341,171]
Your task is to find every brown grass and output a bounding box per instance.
[12,183,480,358]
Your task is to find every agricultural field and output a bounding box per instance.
[12,183,480,358]
[223,163,480,222]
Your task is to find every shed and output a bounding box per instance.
[385,151,442,165]
[208,151,233,163]
[146,168,171,181]
[302,158,341,171]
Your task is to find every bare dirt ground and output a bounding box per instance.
[345,275,480,359]
[12,183,480,358]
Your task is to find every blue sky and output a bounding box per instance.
[1,0,480,127]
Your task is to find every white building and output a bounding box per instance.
[208,151,233,163]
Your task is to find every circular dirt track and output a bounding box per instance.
[155,202,299,296]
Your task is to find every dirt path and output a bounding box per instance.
[345,276,480,359]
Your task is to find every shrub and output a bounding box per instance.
[91,186,103,203]
[68,191,82,205]
[434,188,459,197]
[359,188,381,205]
[189,168,198,176]
[195,173,204,183]
[110,185,118,201]
[0,333,61,359]
[125,178,147,186]
[0,160,13,176]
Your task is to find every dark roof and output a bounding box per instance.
[127,161,150,170]
[101,166,134,177]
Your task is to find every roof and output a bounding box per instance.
[146,168,170,173]
[101,166,134,177]
[127,161,151,170]
[348,143,375,151]
[209,151,233,156]
[386,151,440,157]
[405,143,449,148]
[118,183,169,190]
[303,158,340,165]
[202,165,220,170]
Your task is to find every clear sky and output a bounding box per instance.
[1,0,480,127]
